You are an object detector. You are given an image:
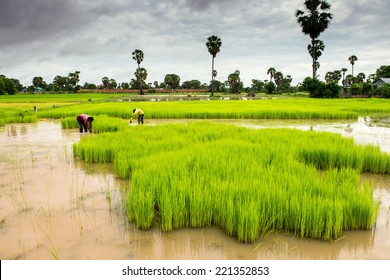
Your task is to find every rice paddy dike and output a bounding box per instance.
[2,93,390,244]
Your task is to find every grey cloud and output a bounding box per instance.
[0,0,93,46]
[182,0,237,11]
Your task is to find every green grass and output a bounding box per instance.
[2,94,390,125]
[33,98,390,120]
[74,122,386,242]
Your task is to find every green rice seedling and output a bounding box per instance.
[74,122,387,242]
[6,114,38,124]
[4,93,390,122]
[92,115,128,133]
[61,117,79,129]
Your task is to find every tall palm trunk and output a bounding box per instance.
[311,39,316,79]
[138,64,143,95]
[211,56,215,96]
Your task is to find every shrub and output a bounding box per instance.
[301,77,340,98]
[378,84,390,98]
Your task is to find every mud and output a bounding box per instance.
[0,119,389,260]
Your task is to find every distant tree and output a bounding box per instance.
[134,67,148,89]
[83,82,97,89]
[274,71,284,87]
[0,78,5,95]
[279,75,293,92]
[251,79,265,92]
[132,49,145,95]
[102,77,109,88]
[264,81,276,94]
[68,71,80,87]
[209,80,225,92]
[348,55,358,77]
[375,65,390,79]
[295,0,333,79]
[206,35,222,96]
[108,79,117,89]
[325,70,342,84]
[267,67,276,82]
[226,70,242,94]
[10,78,23,92]
[164,74,181,91]
[54,76,68,89]
[32,76,44,88]
[367,74,376,84]
[345,74,354,86]
[121,82,130,89]
[0,76,17,95]
[356,72,366,83]
[341,68,348,86]
[181,80,202,89]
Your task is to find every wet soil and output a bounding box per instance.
[0,119,389,260]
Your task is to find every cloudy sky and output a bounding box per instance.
[1,0,389,87]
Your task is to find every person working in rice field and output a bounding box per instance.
[76,114,94,133]
[130,108,144,124]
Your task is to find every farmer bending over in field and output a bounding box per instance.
[130,108,144,124]
[76,114,94,133]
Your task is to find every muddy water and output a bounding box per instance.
[0,119,389,260]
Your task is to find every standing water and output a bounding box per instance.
[0,119,389,259]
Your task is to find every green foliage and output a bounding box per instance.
[164,74,181,90]
[295,0,333,78]
[378,84,390,98]
[301,77,340,98]
[265,81,276,94]
[74,123,385,242]
[375,65,390,79]
[0,77,17,95]
[0,78,4,95]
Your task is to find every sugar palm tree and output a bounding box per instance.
[206,35,222,96]
[267,67,276,82]
[295,0,333,79]
[307,39,324,78]
[341,68,348,86]
[132,49,144,95]
[348,55,358,77]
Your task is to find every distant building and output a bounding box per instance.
[373,78,390,88]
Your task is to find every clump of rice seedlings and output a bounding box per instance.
[74,122,386,242]
[6,114,37,124]
[92,115,128,133]
[61,117,79,129]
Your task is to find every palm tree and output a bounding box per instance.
[267,67,276,82]
[307,39,324,78]
[134,67,148,89]
[132,49,144,95]
[295,0,333,79]
[206,35,222,96]
[348,55,358,77]
[341,68,348,86]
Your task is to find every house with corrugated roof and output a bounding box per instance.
[373,78,390,88]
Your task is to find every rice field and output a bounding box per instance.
[73,122,389,242]
[3,94,390,243]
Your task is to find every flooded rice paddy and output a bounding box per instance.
[0,118,389,260]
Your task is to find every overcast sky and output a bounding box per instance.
[1,0,389,87]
